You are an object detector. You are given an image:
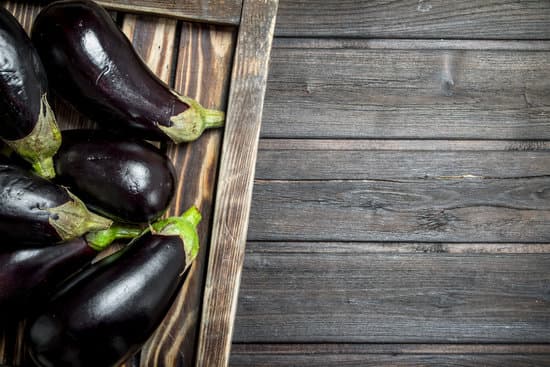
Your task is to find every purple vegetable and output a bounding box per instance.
[31,0,224,143]
[0,223,140,317]
[0,7,60,178]
[54,129,176,223]
[0,159,113,247]
[28,207,201,367]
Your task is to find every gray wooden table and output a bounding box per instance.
[231,1,550,365]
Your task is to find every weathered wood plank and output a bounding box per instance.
[256,139,550,180]
[273,38,550,51]
[275,0,550,39]
[97,0,242,25]
[139,21,235,367]
[230,344,550,367]
[262,41,550,139]
[195,0,278,366]
[248,178,550,242]
[233,242,550,343]
[246,242,550,255]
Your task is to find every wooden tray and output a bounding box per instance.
[0,0,278,366]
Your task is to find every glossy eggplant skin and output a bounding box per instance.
[32,0,204,142]
[0,238,96,317]
[54,129,176,223]
[28,232,189,367]
[0,160,112,247]
[0,7,46,140]
[0,161,72,245]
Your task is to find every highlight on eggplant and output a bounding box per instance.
[0,223,140,317]
[0,7,61,179]
[28,206,201,367]
[54,129,176,224]
[31,0,224,144]
[0,159,114,247]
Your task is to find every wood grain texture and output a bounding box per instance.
[262,40,550,139]
[97,0,242,25]
[248,178,550,242]
[256,139,550,180]
[230,344,550,367]
[195,0,278,366]
[275,0,550,39]
[233,242,550,343]
[139,21,235,367]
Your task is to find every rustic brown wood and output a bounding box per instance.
[262,40,550,139]
[233,242,550,343]
[195,0,278,365]
[248,178,550,242]
[139,21,235,367]
[275,0,550,39]
[256,139,550,180]
[230,344,550,367]
[97,0,242,25]
[0,0,38,32]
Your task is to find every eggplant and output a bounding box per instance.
[54,129,176,223]
[31,0,224,144]
[0,7,61,179]
[0,224,140,317]
[0,159,113,247]
[27,207,201,367]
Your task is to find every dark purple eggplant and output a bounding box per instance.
[31,0,224,144]
[54,129,176,223]
[27,207,201,367]
[0,160,113,247]
[0,223,140,317]
[0,7,61,179]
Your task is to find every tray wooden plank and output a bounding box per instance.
[97,0,242,26]
[195,0,278,365]
[261,39,550,139]
[138,20,235,367]
[234,242,550,343]
[275,0,550,39]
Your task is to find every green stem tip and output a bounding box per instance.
[32,157,56,180]
[4,93,61,179]
[160,93,225,144]
[151,206,202,265]
[86,224,144,251]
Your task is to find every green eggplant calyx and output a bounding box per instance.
[85,224,144,251]
[3,93,61,179]
[151,206,202,268]
[160,93,225,144]
[47,190,113,242]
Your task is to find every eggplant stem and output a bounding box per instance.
[151,206,202,267]
[85,224,143,251]
[3,93,61,179]
[162,93,225,144]
[47,190,113,242]
[181,206,202,227]
[32,157,56,180]
[202,107,225,129]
